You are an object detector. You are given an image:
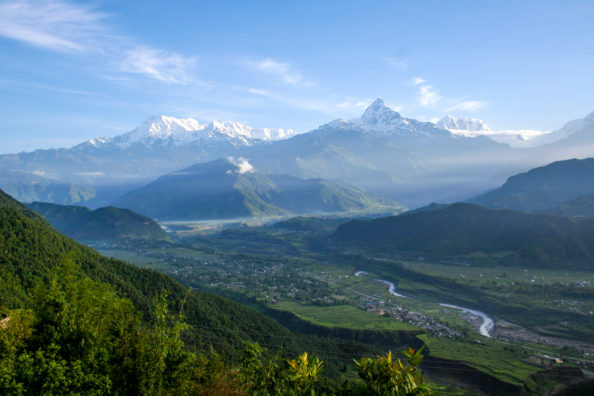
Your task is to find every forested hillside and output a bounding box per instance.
[334,203,594,268]
[0,189,437,394]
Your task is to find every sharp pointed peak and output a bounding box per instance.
[361,97,402,124]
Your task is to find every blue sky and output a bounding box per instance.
[0,0,593,153]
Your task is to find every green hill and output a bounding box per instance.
[113,158,404,220]
[0,189,391,378]
[543,194,594,218]
[334,203,594,268]
[27,202,169,242]
[471,158,594,211]
[0,189,310,359]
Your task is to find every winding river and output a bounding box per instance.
[375,279,407,298]
[438,303,494,338]
[356,271,494,338]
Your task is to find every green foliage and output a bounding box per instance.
[355,347,433,396]
[238,342,325,396]
[0,197,317,362]
[286,352,324,396]
[0,271,206,395]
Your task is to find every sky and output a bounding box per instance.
[0,0,593,154]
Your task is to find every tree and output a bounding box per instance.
[355,347,433,396]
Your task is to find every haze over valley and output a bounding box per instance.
[1,1,593,394]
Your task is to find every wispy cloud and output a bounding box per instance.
[337,98,374,111]
[247,87,377,119]
[418,84,442,107]
[447,100,487,112]
[119,47,197,84]
[0,0,198,85]
[411,76,426,85]
[247,87,333,112]
[247,58,305,85]
[0,0,105,52]
[413,76,486,112]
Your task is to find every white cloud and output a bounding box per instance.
[248,88,273,97]
[412,77,486,112]
[228,157,254,174]
[418,85,442,107]
[0,0,105,52]
[411,77,426,85]
[248,58,304,85]
[74,171,105,176]
[0,0,198,85]
[119,47,197,84]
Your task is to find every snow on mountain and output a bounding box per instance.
[323,98,438,137]
[437,115,549,148]
[560,110,594,135]
[85,115,299,150]
[437,115,490,132]
[530,110,594,146]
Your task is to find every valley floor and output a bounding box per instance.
[93,219,594,393]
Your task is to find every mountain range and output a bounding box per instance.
[113,158,404,220]
[333,203,594,268]
[0,115,298,187]
[1,99,593,208]
[471,158,594,212]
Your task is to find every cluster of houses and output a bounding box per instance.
[364,302,463,338]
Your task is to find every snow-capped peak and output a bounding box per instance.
[437,115,553,148]
[209,120,298,141]
[84,115,299,150]
[437,115,491,132]
[553,110,594,137]
[361,98,402,125]
[132,115,203,140]
[322,97,435,137]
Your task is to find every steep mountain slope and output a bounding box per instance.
[113,158,403,220]
[0,100,516,207]
[333,203,594,268]
[532,110,594,148]
[0,189,344,361]
[3,102,592,208]
[471,158,594,211]
[27,202,169,241]
[244,99,516,205]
